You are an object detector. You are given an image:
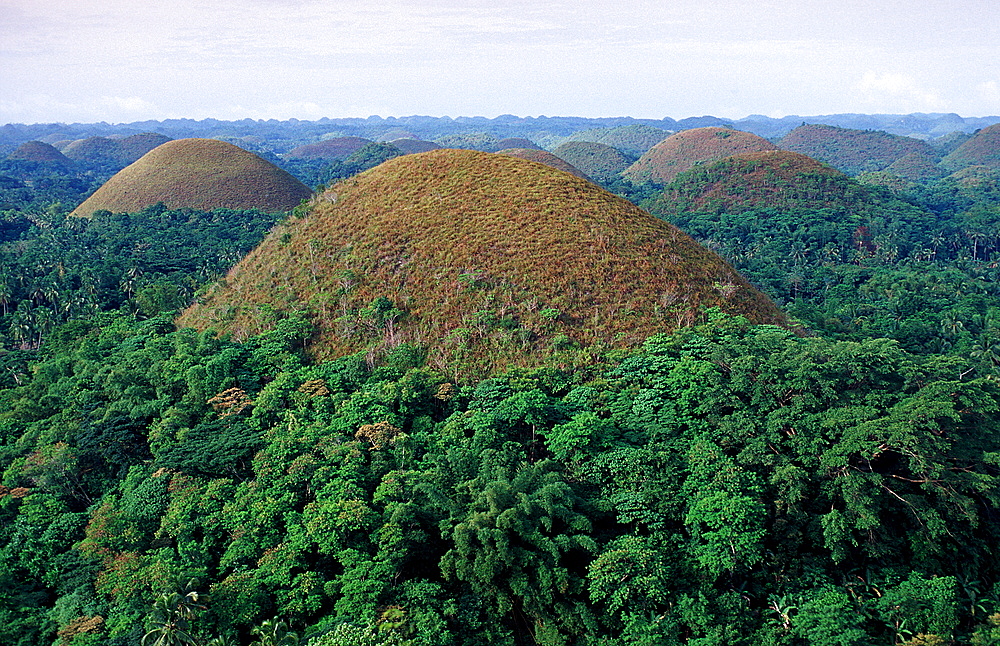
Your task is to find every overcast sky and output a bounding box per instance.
[2,0,998,125]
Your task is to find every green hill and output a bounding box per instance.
[562,124,671,156]
[497,148,590,179]
[70,138,312,217]
[6,141,74,166]
[551,141,632,182]
[778,124,938,175]
[941,123,1000,172]
[179,149,786,377]
[623,127,777,185]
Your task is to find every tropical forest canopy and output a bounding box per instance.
[2,112,1000,646]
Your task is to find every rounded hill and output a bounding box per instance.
[61,136,123,167]
[941,123,1000,172]
[7,141,74,166]
[651,151,849,213]
[179,149,786,376]
[778,124,938,176]
[70,138,312,217]
[286,137,373,160]
[623,127,778,185]
[564,124,672,156]
[552,141,631,182]
[497,148,590,179]
[117,133,173,164]
[388,138,440,155]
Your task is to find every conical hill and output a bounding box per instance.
[623,127,778,185]
[7,141,74,166]
[70,138,312,217]
[179,149,786,376]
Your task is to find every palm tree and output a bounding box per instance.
[141,586,207,646]
[250,619,300,646]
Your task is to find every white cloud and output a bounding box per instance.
[978,80,1000,106]
[855,71,947,111]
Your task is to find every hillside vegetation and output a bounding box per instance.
[180,149,785,377]
[778,124,939,176]
[623,127,778,185]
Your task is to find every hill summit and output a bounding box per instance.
[623,127,778,185]
[71,138,312,217]
[179,149,786,377]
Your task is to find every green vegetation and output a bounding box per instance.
[2,116,1000,646]
[778,124,939,177]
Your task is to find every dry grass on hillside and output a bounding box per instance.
[497,148,590,179]
[179,149,785,378]
[941,123,1000,171]
[623,127,778,185]
[71,138,312,217]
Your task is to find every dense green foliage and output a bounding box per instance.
[3,311,1000,645]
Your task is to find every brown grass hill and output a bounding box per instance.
[286,137,373,161]
[178,149,786,378]
[941,123,1000,172]
[497,137,542,150]
[778,124,938,176]
[70,138,312,217]
[117,133,173,164]
[7,141,74,166]
[388,138,441,155]
[564,124,672,156]
[497,148,590,180]
[622,127,778,186]
[551,141,631,182]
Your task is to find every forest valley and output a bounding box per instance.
[2,130,1000,646]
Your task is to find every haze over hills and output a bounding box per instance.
[70,138,312,217]
[179,149,786,376]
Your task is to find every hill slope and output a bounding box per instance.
[941,123,1000,171]
[179,149,786,376]
[778,124,938,175]
[497,148,590,179]
[6,141,74,166]
[623,127,778,185]
[71,138,312,217]
[551,141,632,182]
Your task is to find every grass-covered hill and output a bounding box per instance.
[285,137,373,160]
[551,141,632,183]
[116,132,173,164]
[70,138,312,217]
[387,138,440,154]
[432,132,503,152]
[941,123,1000,172]
[778,124,938,176]
[6,140,74,166]
[497,148,589,179]
[60,136,123,167]
[650,150,848,213]
[884,150,944,182]
[497,137,542,150]
[623,127,778,185]
[179,149,786,377]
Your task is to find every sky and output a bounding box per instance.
[2,0,999,125]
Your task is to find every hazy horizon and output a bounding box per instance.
[3,0,998,125]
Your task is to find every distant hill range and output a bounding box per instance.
[4,113,997,158]
[778,124,939,177]
[71,138,311,217]
[179,149,786,376]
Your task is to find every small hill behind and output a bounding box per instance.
[551,141,631,182]
[497,149,590,179]
[7,141,74,166]
[778,124,938,175]
[70,138,312,217]
[286,137,373,160]
[623,127,778,185]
